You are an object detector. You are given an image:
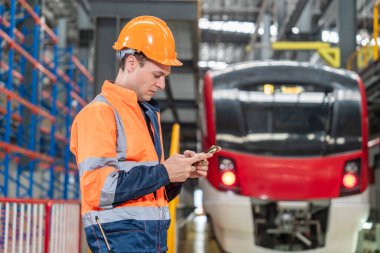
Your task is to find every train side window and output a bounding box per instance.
[332,99,361,152]
[215,99,245,136]
[374,154,380,170]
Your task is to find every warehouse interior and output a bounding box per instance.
[0,0,380,252]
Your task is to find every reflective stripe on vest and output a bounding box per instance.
[82,205,170,228]
[93,95,127,160]
[78,159,159,176]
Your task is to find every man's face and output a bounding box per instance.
[133,59,171,101]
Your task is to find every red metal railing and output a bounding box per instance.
[0,198,81,253]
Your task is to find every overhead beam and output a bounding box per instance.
[202,7,259,16]
[244,0,270,60]
[272,0,309,59]
[78,0,91,16]
[88,0,198,20]
[276,0,308,41]
[317,0,337,30]
[201,30,250,44]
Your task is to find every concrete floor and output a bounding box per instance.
[177,213,222,253]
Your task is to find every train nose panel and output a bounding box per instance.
[233,151,363,200]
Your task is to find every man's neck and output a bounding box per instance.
[115,70,135,90]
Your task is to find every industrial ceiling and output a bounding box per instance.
[40,0,377,152]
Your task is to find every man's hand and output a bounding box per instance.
[162,152,212,182]
[184,150,210,178]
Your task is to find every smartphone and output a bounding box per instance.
[192,145,221,167]
[204,145,221,154]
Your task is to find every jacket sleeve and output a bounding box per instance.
[165,183,182,202]
[70,103,170,209]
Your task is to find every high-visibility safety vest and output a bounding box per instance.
[70,80,178,253]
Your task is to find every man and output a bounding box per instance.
[70,16,211,253]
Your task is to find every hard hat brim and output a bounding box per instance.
[162,59,183,66]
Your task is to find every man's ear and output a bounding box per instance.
[125,55,137,72]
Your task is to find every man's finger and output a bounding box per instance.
[199,160,208,166]
[174,154,186,158]
[189,153,212,163]
[196,165,208,172]
[192,159,208,167]
[184,150,196,157]
[197,171,207,177]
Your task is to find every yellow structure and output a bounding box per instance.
[373,0,380,61]
[347,0,380,70]
[272,41,340,68]
[167,123,181,253]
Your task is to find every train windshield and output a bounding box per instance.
[214,83,362,156]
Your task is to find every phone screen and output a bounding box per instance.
[205,145,221,154]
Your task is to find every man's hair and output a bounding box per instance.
[118,51,147,70]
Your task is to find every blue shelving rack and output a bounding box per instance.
[0,0,93,199]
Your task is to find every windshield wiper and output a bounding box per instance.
[321,92,334,156]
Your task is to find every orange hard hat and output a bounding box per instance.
[113,16,182,66]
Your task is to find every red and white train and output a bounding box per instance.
[200,61,370,253]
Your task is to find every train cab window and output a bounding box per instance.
[273,106,327,134]
[326,89,362,154]
[245,107,270,133]
[213,81,362,157]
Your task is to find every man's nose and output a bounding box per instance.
[156,76,166,89]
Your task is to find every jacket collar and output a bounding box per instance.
[101,80,160,111]
[101,80,138,103]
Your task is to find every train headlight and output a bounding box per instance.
[344,161,359,173]
[342,173,358,189]
[219,158,234,170]
[221,171,236,186]
[218,157,240,192]
[340,159,361,196]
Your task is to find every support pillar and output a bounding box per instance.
[338,0,356,68]
[94,17,119,93]
[261,14,271,60]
